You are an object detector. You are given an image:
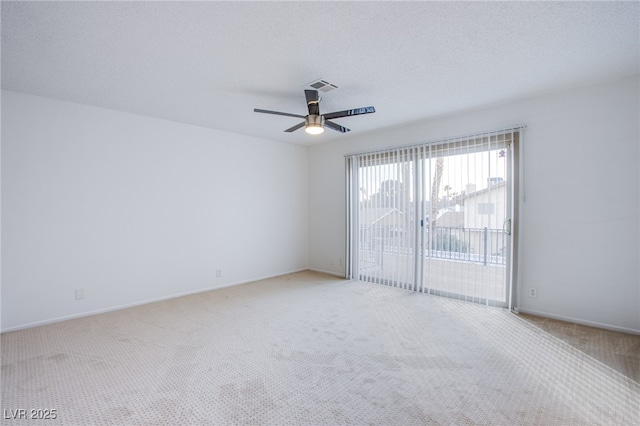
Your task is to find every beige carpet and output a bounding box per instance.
[2,271,639,425]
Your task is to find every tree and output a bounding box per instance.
[430,158,444,225]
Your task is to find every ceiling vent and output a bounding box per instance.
[307,79,338,93]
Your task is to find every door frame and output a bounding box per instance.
[345,127,524,309]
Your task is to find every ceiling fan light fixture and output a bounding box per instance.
[305,125,324,135]
[304,115,325,135]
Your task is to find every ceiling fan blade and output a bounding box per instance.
[323,106,375,120]
[254,108,305,119]
[304,90,320,115]
[284,122,305,133]
[325,120,350,133]
[304,89,319,104]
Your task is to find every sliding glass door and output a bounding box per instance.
[346,129,520,307]
[354,148,417,290]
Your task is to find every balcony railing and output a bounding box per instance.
[360,226,507,266]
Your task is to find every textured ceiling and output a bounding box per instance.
[2,1,639,146]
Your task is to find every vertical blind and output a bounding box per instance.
[346,127,523,307]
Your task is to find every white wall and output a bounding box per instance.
[1,91,308,332]
[309,76,640,333]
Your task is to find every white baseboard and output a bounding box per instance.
[1,268,309,333]
[516,308,640,335]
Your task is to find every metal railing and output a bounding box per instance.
[360,226,507,267]
[426,226,506,265]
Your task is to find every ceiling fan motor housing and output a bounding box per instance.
[305,115,324,127]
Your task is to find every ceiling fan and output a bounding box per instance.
[254,89,375,135]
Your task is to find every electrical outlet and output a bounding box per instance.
[528,288,537,298]
[216,269,222,278]
[339,258,344,266]
[75,289,85,300]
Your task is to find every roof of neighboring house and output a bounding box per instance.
[359,208,404,227]
[462,181,506,200]
[433,211,464,227]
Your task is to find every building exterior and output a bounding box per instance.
[461,181,507,261]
